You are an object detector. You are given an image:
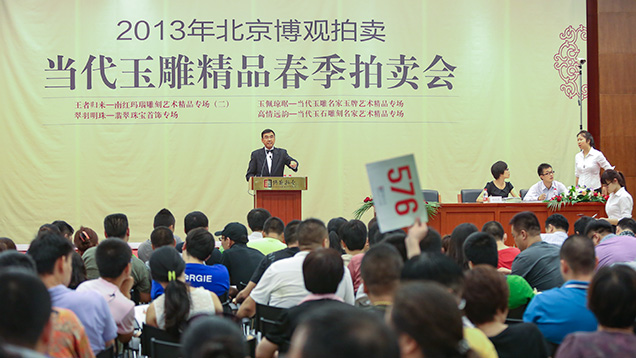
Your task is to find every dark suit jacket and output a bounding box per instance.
[246,147,298,181]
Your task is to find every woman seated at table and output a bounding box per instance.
[478,161,518,201]
[145,246,222,337]
[599,170,633,225]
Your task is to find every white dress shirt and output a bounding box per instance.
[575,148,613,190]
[524,180,568,201]
[540,231,569,246]
[605,187,634,220]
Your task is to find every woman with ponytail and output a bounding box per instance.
[146,246,221,337]
[600,170,633,225]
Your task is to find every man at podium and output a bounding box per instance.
[246,129,299,181]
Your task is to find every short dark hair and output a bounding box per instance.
[0,251,37,272]
[327,217,347,233]
[482,221,504,241]
[463,232,498,268]
[463,265,509,325]
[283,220,301,245]
[184,227,214,261]
[297,218,328,248]
[574,216,595,235]
[154,208,176,228]
[339,220,367,251]
[184,211,208,234]
[51,220,74,237]
[367,220,380,246]
[584,219,613,237]
[361,244,403,295]
[490,160,508,179]
[545,213,569,232]
[419,228,442,254]
[27,233,74,275]
[509,211,541,236]
[577,130,595,147]
[296,304,399,358]
[0,269,52,348]
[391,282,467,358]
[381,232,408,262]
[247,208,271,232]
[303,248,344,294]
[537,163,552,177]
[588,265,636,328]
[104,213,128,238]
[601,169,627,189]
[96,238,132,279]
[447,223,478,270]
[0,237,17,252]
[401,253,464,296]
[38,223,61,236]
[617,218,636,233]
[73,226,98,255]
[560,235,596,275]
[181,316,247,358]
[261,128,275,138]
[151,226,175,248]
[263,217,285,236]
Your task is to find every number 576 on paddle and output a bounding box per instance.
[366,154,427,233]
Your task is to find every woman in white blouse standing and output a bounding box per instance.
[575,130,614,191]
[600,170,633,225]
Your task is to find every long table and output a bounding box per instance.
[427,202,606,246]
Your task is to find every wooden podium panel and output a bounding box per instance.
[427,202,606,247]
[251,177,307,224]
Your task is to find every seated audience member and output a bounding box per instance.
[523,235,598,345]
[146,247,222,336]
[178,211,223,265]
[478,160,518,201]
[69,250,87,289]
[256,248,351,358]
[510,211,564,291]
[218,222,265,291]
[367,218,380,247]
[247,208,271,242]
[585,219,636,268]
[77,238,136,344]
[289,304,399,358]
[248,216,287,255]
[555,265,636,358]
[0,237,17,252]
[52,220,74,240]
[541,214,569,247]
[0,269,53,358]
[401,253,498,358]
[27,233,116,355]
[441,234,451,254]
[616,217,636,237]
[447,223,478,270]
[464,265,548,358]
[339,219,367,291]
[463,232,534,310]
[0,252,93,358]
[327,217,347,253]
[73,227,98,257]
[390,282,478,358]
[83,213,152,303]
[482,221,519,270]
[381,231,408,261]
[235,220,301,305]
[523,163,567,201]
[573,216,594,235]
[138,208,182,263]
[183,228,230,298]
[181,316,247,358]
[248,218,354,310]
[149,226,178,299]
[360,243,403,315]
[418,227,442,254]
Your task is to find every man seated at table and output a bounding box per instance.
[523,163,567,201]
[541,214,569,247]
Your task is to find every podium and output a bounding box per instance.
[250,177,307,224]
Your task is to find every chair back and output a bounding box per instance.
[254,303,286,337]
[421,189,440,202]
[141,323,180,357]
[460,189,482,203]
[95,345,114,358]
[150,337,181,358]
[520,189,528,200]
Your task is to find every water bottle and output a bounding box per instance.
[483,188,489,203]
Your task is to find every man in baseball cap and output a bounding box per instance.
[216,222,264,293]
